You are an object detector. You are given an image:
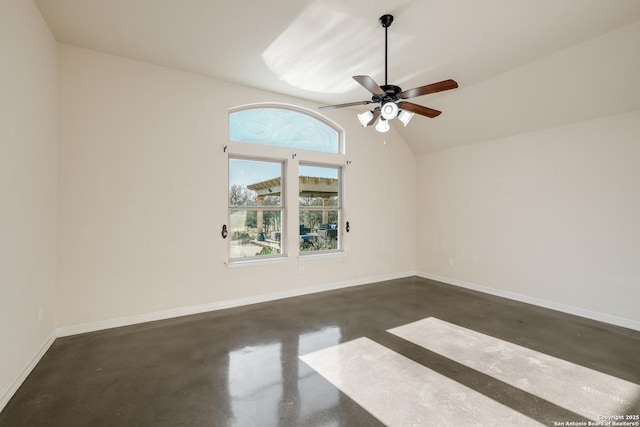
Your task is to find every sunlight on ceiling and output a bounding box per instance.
[262,0,411,94]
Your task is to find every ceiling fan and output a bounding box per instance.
[319,14,458,132]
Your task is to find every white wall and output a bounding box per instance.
[0,0,58,410]
[57,44,416,328]
[416,109,640,326]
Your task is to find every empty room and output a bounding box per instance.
[1,0,639,425]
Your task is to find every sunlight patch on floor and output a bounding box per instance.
[300,337,542,426]
[388,317,640,421]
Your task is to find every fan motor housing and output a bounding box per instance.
[373,84,402,103]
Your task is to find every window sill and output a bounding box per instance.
[298,251,346,261]
[226,256,288,268]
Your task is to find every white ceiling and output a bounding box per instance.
[34,0,640,152]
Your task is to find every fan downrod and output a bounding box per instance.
[379,14,393,85]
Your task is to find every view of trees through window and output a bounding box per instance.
[229,186,281,233]
[228,159,342,259]
[228,158,283,259]
[298,164,340,252]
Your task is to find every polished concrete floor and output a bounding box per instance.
[1,276,639,426]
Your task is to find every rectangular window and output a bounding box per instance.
[229,158,284,260]
[299,164,341,254]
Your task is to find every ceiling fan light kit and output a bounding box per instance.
[357,110,374,127]
[375,118,390,133]
[381,101,398,120]
[319,14,458,133]
[398,110,414,127]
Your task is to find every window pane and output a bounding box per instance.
[230,209,282,259]
[229,158,282,207]
[298,165,340,207]
[229,108,340,153]
[299,211,339,252]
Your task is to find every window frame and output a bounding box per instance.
[226,103,346,266]
[227,155,287,263]
[298,162,343,256]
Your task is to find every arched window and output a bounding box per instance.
[229,104,343,154]
[227,104,345,264]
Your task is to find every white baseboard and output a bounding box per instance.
[56,270,416,337]
[1,271,414,412]
[2,270,636,414]
[417,271,640,332]
[0,331,56,413]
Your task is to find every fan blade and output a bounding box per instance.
[397,101,442,118]
[353,75,385,96]
[399,79,458,99]
[319,100,373,110]
[367,109,381,126]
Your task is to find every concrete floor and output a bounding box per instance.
[1,276,639,426]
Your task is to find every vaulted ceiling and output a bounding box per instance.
[35,0,640,152]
